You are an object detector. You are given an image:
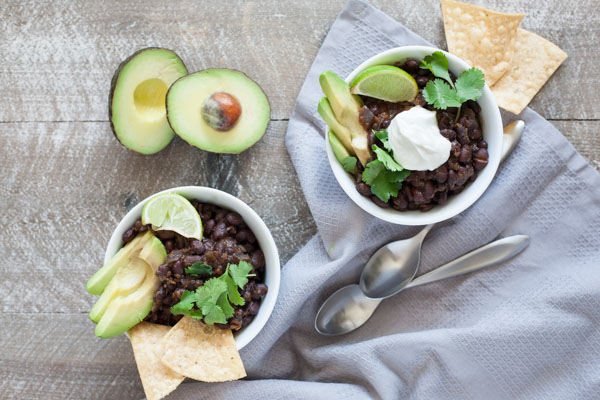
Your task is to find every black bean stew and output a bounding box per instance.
[353,59,489,212]
[121,201,268,331]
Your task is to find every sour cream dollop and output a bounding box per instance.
[388,106,450,171]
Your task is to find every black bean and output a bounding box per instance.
[356,183,372,197]
[251,250,266,269]
[134,220,143,231]
[204,219,215,235]
[165,240,174,252]
[190,240,205,255]
[416,76,429,87]
[155,230,176,240]
[370,195,390,208]
[225,212,243,226]
[248,302,260,315]
[172,260,184,276]
[459,146,472,163]
[455,124,470,145]
[473,157,488,171]
[215,210,227,221]
[122,228,136,244]
[403,59,419,73]
[183,255,202,267]
[212,221,227,240]
[252,283,268,300]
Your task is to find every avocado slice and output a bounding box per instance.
[328,130,351,164]
[89,256,147,323]
[318,97,354,155]
[109,48,188,155]
[166,69,270,154]
[319,71,370,166]
[94,267,158,338]
[86,231,153,295]
[94,237,166,338]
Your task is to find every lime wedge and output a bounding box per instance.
[350,65,418,102]
[141,193,202,239]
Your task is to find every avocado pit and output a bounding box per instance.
[201,92,242,131]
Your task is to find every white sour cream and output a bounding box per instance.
[388,106,451,171]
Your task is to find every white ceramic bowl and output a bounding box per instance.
[325,46,503,225]
[104,186,280,350]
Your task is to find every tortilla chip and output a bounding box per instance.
[491,28,567,114]
[156,316,246,382]
[129,322,185,400]
[441,0,524,85]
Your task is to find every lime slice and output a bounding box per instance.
[350,65,418,102]
[141,193,202,239]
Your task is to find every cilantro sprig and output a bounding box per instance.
[362,129,411,202]
[420,52,485,113]
[170,260,256,325]
[184,262,212,276]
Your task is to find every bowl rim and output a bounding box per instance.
[325,45,503,225]
[104,185,280,350]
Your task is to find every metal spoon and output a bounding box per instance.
[315,235,530,336]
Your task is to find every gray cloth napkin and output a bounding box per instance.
[172,1,600,399]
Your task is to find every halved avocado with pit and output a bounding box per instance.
[166,69,270,154]
[109,48,188,155]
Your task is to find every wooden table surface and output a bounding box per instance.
[1,0,598,398]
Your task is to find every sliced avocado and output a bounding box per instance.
[86,231,153,295]
[109,48,188,155]
[139,236,167,271]
[166,69,270,154]
[319,71,370,165]
[93,238,166,338]
[94,267,159,338]
[328,130,351,163]
[89,256,147,323]
[318,97,354,155]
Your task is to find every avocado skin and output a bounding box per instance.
[328,130,352,164]
[165,69,271,154]
[318,97,355,155]
[108,47,188,153]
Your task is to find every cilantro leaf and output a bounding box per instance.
[217,292,235,319]
[362,160,411,202]
[455,68,485,102]
[341,156,358,173]
[170,290,197,315]
[420,52,452,86]
[202,303,227,325]
[228,261,255,289]
[372,145,403,172]
[225,275,245,306]
[195,277,228,305]
[372,129,394,153]
[422,80,462,110]
[185,262,213,276]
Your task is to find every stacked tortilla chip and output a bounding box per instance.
[441,0,567,114]
[129,318,246,400]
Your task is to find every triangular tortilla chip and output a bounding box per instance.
[129,322,185,400]
[156,316,246,382]
[491,28,567,114]
[441,0,524,85]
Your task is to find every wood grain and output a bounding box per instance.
[0,0,598,399]
[0,120,316,313]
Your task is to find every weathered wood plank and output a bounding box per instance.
[551,120,600,171]
[0,120,317,313]
[0,0,598,123]
[0,313,143,400]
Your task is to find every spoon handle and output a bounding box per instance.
[405,235,530,289]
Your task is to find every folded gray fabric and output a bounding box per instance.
[171,1,600,399]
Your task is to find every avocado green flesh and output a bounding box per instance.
[89,257,147,323]
[86,231,153,295]
[318,98,354,155]
[93,236,166,338]
[319,71,370,166]
[110,48,187,155]
[166,69,270,154]
[328,130,351,164]
[94,267,158,338]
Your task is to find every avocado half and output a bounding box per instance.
[166,69,270,154]
[109,48,188,155]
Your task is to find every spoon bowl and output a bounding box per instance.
[360,224,433,299]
